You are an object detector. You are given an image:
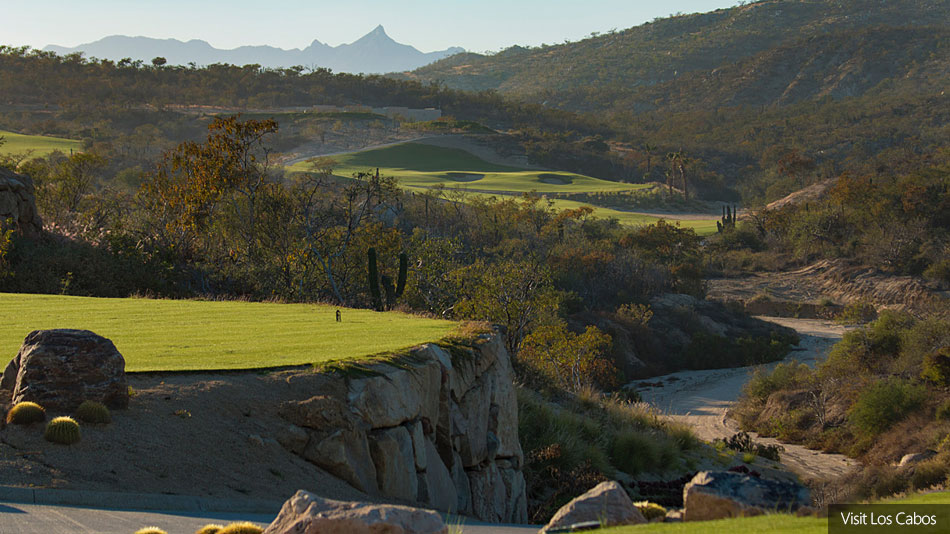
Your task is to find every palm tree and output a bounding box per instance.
[643,142,657,179]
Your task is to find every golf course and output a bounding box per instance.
[290,141,720,235]
[0,293,456,372]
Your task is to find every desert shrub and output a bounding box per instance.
[871,468,909,499]
[743,362,811,403]
[519,389,612,475]
[195,526,225,534]
[836,300,878,325]
[134,528,168,534]
[5,401,46,425]
[634,501,667,521]
[934,399,950,421]
[921,348,950,386]
[44,416,81,445]
[911,458,950,490]
[610,429,662,475]
[823,311,916,378]
[923,259,950,287]
[849,379,926,437]
[217,523,263,534]
[75,400,111,424]
[714,431,783,461]
[617,303,653,327]
[519,323,617,392]
[518,386,695,522]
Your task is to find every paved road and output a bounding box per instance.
[0,501,539,534]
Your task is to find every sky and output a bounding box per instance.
[2,0,741,53]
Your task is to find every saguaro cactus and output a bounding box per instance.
[368,247,382,311]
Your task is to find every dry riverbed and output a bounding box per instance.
[638,317,858,482]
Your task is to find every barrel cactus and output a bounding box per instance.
[75,400,111,424]
[195,525,225,534]
[6,401,46,425]
[44,416,81,445]
[217,522,264,534]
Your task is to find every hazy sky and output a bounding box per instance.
[3,0,741,53]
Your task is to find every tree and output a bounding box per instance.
[139,115,278,264]
[292,164,399,305]
[35,152,107,232]
[666,150,689,201]
[453,259,559,355]
[778,150,817,190]
[151,57,167,68]
[520,323,614,392]
[642,142,657,179]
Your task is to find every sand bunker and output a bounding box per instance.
[538,173,572,185]
[444,172,484,182]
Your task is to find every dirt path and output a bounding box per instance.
[639,317,858,481]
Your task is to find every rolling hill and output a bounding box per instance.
[399,0,950,113]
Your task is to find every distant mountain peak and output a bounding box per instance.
[354,24,397,45]
[43,27,464,74]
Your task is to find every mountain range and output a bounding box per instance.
[398,0,950,113]
[44,25,464,74]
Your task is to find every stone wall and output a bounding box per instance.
[276,331,528,524]
[0,167,42,237]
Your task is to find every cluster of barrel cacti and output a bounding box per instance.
[717,205,739,233]
[135,522,263,534]
[4,399,115,445]
[367,247,408,311]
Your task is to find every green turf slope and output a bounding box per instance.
[0,130,81,157]
[0,293,456,372]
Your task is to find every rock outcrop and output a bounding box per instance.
[0,167,42,237]
[263,490,447,534]
[683,471,813,521]
[541,481,646,533]
[2,329,129,411]
[278,331,527,524]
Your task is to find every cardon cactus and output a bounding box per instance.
[6,401,46,425]
[44,416,81,445]
[75,400,111,424]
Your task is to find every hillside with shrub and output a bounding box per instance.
[405,0,949,107]
[733,311,950,499]
[399,0,950,203]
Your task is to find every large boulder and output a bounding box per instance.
[0,167,42,237]
[369,426,418,501]
[303,429,379,496]
[5,329,128,411]
[263,490,447,534]
[683,471,813,521]
[541,481,646,533]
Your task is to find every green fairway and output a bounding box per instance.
[0,129,81,157]
[289,142,718,235]
[595,491,950,533]
[291,142,650,194]
[0,293,456,372]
